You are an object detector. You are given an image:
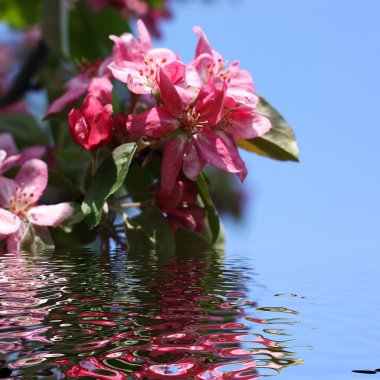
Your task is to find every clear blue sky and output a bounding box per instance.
[158,0,380,257]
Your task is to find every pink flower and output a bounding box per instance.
[0,132,46,174]
[108,19,178,94]
[45,58,112,117]
[68,95,113,152]
[191,27,258,107]
[156,180,205,233]
[0,159,74,251]
[127,67,249,194]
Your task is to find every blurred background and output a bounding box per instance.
[159,0,380,258]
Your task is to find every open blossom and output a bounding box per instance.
[0,132,45,174]
[108,19,177,94]
[127,64,270,193]
[0,159,74,251]
[156,180,205,233]
[46,58,112,117]
[191,27,258,107]
[68,95,113,152]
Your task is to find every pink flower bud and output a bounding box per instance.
[68,95,113,152]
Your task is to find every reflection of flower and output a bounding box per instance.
[0,159,73,251]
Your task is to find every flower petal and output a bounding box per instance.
[195,129,247,181]
[127,107,179,139]
[183,140,206,181]
[15,159,48,200]
[26,203,74,227]
[137,19,152,52]
[0,176,17,208]
[0,132,18,155]
[0,208,21,236]
[158,68,183,118]
[161,135,189,194]
[45,84,87,117]
[196,76,227,126]
[88,77,113,105]
[193,26,213,58]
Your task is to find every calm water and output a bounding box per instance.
[0,248,379,379]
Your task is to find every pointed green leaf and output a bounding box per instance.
[238,96,299,162]
[82,143,137,229]
[0,113,47,147]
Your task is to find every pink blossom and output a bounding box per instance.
[127,67,249,194]
[0,132,46,174]
[45,58,112,117]
[108,20,178,94]
[191,27,258,107]
[68,95,113,152]
[0,159,74,251]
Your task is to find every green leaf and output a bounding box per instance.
[69,2,131,60]
[238,96,299,162]
[82,143,137,229]
[0,0,43,27]
[127,210,175,255]
[42,0,69,57]
[0,113,47,147]
[20,225,55,253]
[196,172,220,243]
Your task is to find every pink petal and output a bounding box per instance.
[195,129,247,181]
[81,95,104,121]
[0,154,21,174]
[19,146,46,164]
[68,110,89,149]
[161,135,189,194]
[196,77,227,126]
[26,203,74,227]
[45,85,87,117]
[127,107,179,139]
[0,176,17,208]
[15,159,48,200]
[183,140,206,181]
[156,181,184,211]
[193,26,213,58]
[87,109,113,150]
[7,221,28,252]
[0,150,6,165]
[158,68,183,118]
[137,19,152,52]
[221,108,271,139]
[0,208,21,236]
[162,61,186,84]
[88,77,113,105]
[0,132,18,155]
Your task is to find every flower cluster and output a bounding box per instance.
[0,133,73,251]
[47,20,270,236]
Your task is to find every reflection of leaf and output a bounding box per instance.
[196,172,220,243]
[82,143,137,229]
[127,210,175,255]
[0,113,47,147]
[21,225,55,252]
[238,96,299,162]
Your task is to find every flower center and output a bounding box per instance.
[9,185,36,218]
[138,54,169,88]
[181,108,208,135]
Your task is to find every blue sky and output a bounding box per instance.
[158,0,380,257]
